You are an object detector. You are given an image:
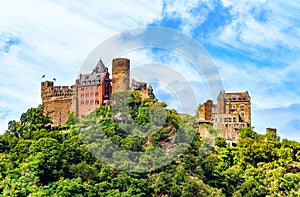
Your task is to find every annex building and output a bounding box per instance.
[199,90,251,144]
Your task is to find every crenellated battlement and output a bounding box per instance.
[41,81,74,100]
[41,80,75,126]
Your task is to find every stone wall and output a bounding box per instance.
[43,97,73,126]
[199,100,212,121]
[41,81,74,126]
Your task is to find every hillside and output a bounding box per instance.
[1,91,300,196]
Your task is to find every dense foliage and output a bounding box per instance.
[1,93,300,196]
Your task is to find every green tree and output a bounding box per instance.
[65,111,79,126]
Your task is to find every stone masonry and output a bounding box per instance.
[41,81,74,126]
[199,90,251,144]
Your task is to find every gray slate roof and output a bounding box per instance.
[79,59,107,86]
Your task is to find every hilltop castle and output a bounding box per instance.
[41,58,251,144]
[198,90,251,144]
[41,58,155,126]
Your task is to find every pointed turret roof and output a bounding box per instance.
[217,90,225,100]
[93,58,105,74]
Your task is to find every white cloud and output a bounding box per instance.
[159,0,215,34]
[216,0,300,51]
[0,0,163,133]
[214,57,300,108]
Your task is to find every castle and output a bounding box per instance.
[41,57,251,143]
[198,90,251,144]
[41,58,155,126]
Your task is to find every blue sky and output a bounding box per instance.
[1,0,300,141]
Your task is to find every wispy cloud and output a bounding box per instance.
[0,0,162,132]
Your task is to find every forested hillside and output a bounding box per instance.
[1,91,300,196]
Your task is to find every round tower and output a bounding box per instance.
[112,58,130,93]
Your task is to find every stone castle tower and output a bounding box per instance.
[112,58,130,93]
[41,81,74,126]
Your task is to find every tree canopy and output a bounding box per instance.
[1,92,300,196]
